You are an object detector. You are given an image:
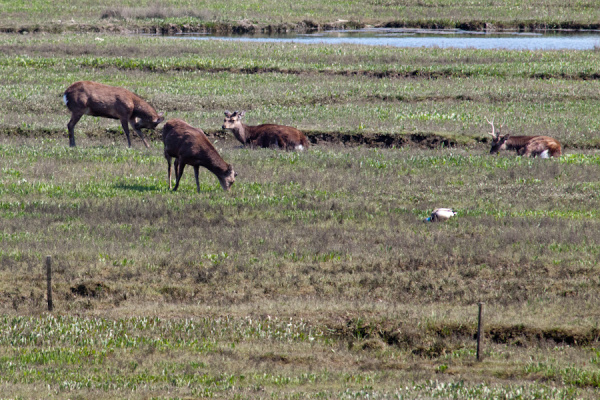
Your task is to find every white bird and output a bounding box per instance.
[423,208,457,222]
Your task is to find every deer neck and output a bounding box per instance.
[206,161,228,177]
[132,98,157,120]
[232,123,252,144]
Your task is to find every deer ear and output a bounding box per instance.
[503,134,510,140]
[224,110,232,117]
[239,110,245,118]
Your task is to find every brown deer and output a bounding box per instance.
[63,81,164,148]
[486,117,562,158]
[162,119,236,192]
[222,110,309,150]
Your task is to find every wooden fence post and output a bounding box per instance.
[476,302,484,361]
[46,256,53,312]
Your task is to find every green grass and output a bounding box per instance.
[0,314,597,398]
[3,34,600,148]
[2,139,600,322]
[1,17,600,399]
[2,0,600,32]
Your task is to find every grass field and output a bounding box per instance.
[3,34,600,148]
[2,137,600,398]
[2,134,600,398]
[1,6,600,399]
[2,0,600,32]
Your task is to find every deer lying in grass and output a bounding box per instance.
[486,117,562,158]
[162,119,236,192]
[63,81,164,148]
[222,110,309,150]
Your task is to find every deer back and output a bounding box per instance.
[64,81,163,127]
[508,136,562,157]
[246,124,308,149]
[163,119,231,175]
[222,111,308,150]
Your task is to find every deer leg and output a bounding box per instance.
[173,158,180,181]
[194,166,200,193]
[67,112,83,147]
[120,118,133,148]
[173,161,185,191]
[129,118,150,148]
[165,154,172,189]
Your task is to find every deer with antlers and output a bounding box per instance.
[486,118,562,158]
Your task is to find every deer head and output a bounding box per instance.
[222,110,247,143]
[218,165,238,191]
[134,112,164,130]
[486,117,509,154]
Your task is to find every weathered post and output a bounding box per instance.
[46,256,53,312]
[476,302,484,361]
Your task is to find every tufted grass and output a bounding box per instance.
[2,0,600,32]
[1,137,600,397]
[1,23,600,399]
[3,33,600,148]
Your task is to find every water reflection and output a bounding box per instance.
[168,28,600,50]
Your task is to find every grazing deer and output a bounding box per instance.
[162,119,236,192]
[222,110,309,150]
[486,117,561,158]
[63,81,164,148]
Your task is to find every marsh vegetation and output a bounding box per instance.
[2,136,600,397]
[0,3,600,398]
[2,0,600,33]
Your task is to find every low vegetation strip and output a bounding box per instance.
[337,319,600,350]
[4,51,600,81]
[2,0,600,34]
[0,313,598,397]
[3,34,600,150]
[1,13,599,397]
[2,139,600,320]
[0,126,479,149]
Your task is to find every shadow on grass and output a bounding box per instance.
[113,183,162,193]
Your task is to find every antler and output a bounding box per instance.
[498,119,505,134]
[485,117,497,138]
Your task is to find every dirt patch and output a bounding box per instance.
[0,127,64,138]
[305,131,465,149]
[71,282,110,298]
[207,129,483,149]
[488,324,600,347]
[252,353,291,364]
[330,318,600,354]
[0,127,482,149]
[7,127,600,150]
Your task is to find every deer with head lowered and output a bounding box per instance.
[162,119,236,192]
[63,81,164,148]
[222,110,309,151]
[486,117,562,158]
